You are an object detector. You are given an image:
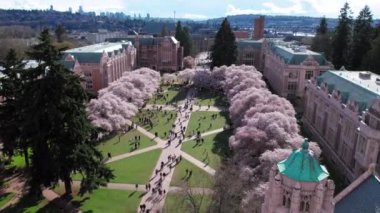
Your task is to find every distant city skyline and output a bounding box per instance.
[1,0,380,19]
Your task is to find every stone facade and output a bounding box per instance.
[303,71,380,182]
[262,40,333,98]
[236,39,264,70]
[262,141,335,213]
[63,41,136,94]
[127,35,183,72]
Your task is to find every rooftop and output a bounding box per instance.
[237,39,263,49]
[317,71,380,112]
[277,139,329,182]
[335,174,380,213]
[65,41,132,53]
[269,41,329,65]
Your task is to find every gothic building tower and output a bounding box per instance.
[261,139,335,213]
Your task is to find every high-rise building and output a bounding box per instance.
[68,7,72,13]
[49,5,53,11]
[78,6,84,14]
[253,16,265,40]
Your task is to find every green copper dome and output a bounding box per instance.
[277,139,329,182]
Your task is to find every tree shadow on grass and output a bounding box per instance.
[2,194,61,213]
[211,130,233,160]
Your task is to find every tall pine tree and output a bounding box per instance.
[331,3,353,69]
[350,6,373,70]
[175,21,192,57]
[311,17,331,58]
[210,18,237,69]
[22,29,113,195]
[0,49,29,167]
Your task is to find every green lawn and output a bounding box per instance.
[170,159,214,188]
[194,89,228,107]
[1,195,58,213]
[163,192,211,213]
[133,109,177,139]
[181,131,232,169]
[53,184,142,213]
[185,111,229,136]
[107,149,161,184]
[149,86,187,105]
[0,192,15,209]
[96,129,156,157]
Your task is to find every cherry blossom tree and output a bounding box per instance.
[87,68,160,135]
[183,56,195,69]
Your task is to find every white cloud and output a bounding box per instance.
[226,0,306,16]
[182,13,208,20]
[304,0,380,17]
[226,4,269,16]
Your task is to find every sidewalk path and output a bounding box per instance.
[138,88,195,212]
[182,128,227,143]
[180,151,216,176]
[106,145,160,164]
[169,186,214,195]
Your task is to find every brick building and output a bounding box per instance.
[253,16,265,40]
[303,71,380,182]
[63,41,136,94]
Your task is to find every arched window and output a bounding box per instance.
[282,190,291,208]
[299,195,311,212]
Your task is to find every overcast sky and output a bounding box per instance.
[1,0,380,19]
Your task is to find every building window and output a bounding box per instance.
[357,135,367,155]
[305,70,313,79]
[282,190,291,208]
[288,82,298,91]
[300,195,311,212]
[289,72,298,79]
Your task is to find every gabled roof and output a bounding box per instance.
[277,139,329,182]
[269,42,329,65]
[335,173,380,213]
[316,71,380,112]
[63,52,103,64]
[60,60,76,70]
[237,39,262,50]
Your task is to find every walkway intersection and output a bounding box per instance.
[42,88,229,213]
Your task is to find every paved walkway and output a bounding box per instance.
[180,151,216,176]
[169,186,214,195]
[138,88,196,212]
[106,145,160,164]
[182,128,227,143]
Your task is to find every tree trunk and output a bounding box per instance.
[23,146,29,168]
[64,177,72,195]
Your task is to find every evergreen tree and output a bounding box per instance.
[350,6,373,70]
[331,3,353,69]
[55,24,66,43]
[362,34,380,74]
[175,21,192,57]
[210,18,237,69]
[0,49,29,166]
[311,17,331,59]
[160,25,169,37]
[23,29,113,195]
[316,16,328,35]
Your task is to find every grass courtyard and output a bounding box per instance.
[185,111,229,136]
[181,130,232,169]
[133,109,177,139]
[0,192,15,209]
[170,159,214,188]
[1,194,58,213]
[107,149,161,184]
[149,86,187,105]
[54,184,142,213]
[96,129,156,157]
[194,89,228,107]
[163,192,212,213]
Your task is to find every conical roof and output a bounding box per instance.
[277,139,329,182]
